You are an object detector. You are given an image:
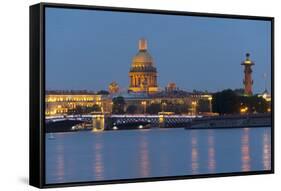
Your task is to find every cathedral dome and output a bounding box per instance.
[130,39,156,71]
[132,51,153,66]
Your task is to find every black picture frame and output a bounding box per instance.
[30,2,274,188]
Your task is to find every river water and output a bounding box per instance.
[45,127,271,184]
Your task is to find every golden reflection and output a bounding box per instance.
[93,136,104,180]
[241,128,251,172]
[262,130,271,170]
[191,132,199,174]
[139,135,150,177]
[56,143,65,182]
[207,130,216,172]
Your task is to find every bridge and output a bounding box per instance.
[109,115,197,128]
[46,114,199,131]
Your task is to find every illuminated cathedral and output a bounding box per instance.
[128,39,158,94]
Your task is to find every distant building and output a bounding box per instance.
[166,82,178,92]
[258,89,271,102]
[241,53,254,95]
[128,39,158,94]
[115,90,213,115]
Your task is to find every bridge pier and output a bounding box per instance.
[92,114,110,131]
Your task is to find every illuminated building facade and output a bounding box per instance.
[258,89,271,112]
[121,92,213,115]
[45,90,213,116]
[241,53,254,96]
[129,39,158,94]
[45,91,112,116]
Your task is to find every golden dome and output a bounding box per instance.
[131,39,154,68]
[132,51,153,66]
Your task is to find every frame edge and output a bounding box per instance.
[29,3,44,188]
[30,2,275,188]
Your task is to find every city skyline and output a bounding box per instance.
[42,6,272,185]
[45,7,272,94]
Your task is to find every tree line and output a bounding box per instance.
[212,89,269,114]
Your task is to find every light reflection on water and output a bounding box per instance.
[263,129,271,170]
[241,128,251,172]
[92,134,104,180]
[207,130,216,172]
[56,144,65,182]
[46,127,271,184]
[191,131,199,174]
[139,134,150,177]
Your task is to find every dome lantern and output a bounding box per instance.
[139,38,147,51]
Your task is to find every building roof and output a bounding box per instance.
[46,90,97,95]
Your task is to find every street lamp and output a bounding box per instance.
[141,101,147,114]
[208,96,213,113]
[192,101,197,116]
[240,106,248,114]
[161,102,167,112]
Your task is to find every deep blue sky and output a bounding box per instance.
[45,8,271,93]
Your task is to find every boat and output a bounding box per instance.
[71,123,93,131]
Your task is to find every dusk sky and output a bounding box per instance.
[45,7,271,93]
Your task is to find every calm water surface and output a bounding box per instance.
[46,127,271,184]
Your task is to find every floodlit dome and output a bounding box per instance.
[130,38,156,71]
[132,51,153,66]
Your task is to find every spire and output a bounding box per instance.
[139,38,147,51]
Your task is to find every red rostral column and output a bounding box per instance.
[241,53,255,96]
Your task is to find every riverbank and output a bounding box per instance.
[186,113,271,129]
